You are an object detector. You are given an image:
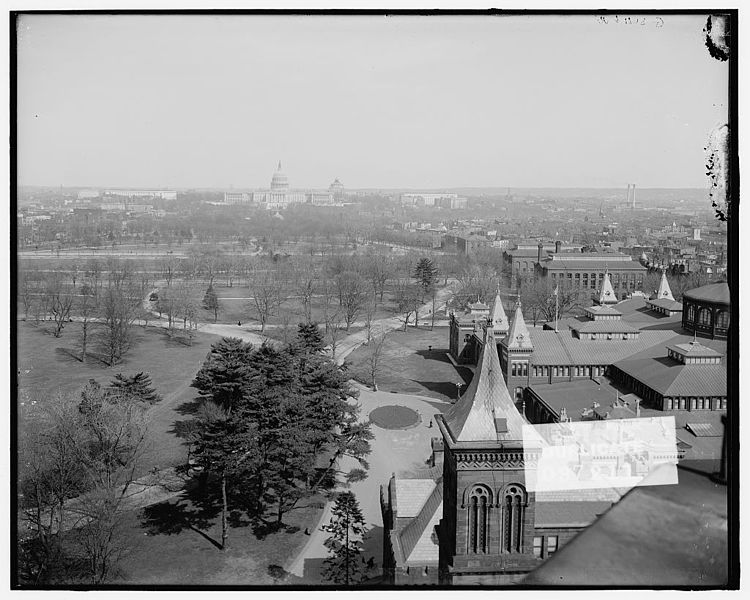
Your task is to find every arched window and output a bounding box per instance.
[686,304,695,322]
[716,310,729,330]
[467,486,491,554]
[698,308,712,327]
[502,485,526,553]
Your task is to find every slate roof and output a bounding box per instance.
[505,302,534,351]
[613,357,726,397]
[572,320,638,334]
[666,340,722,358]
[489,290,509,332]
[683,282,730,305]
[527,329,678,366]
[397,480,443,565]
[393,479,437,518]
[654,272,675,301]
[443,328,528,442]
[535,501,614,528]
[585,305,623,318]
[598,273,619,305]
[647,298,683,312]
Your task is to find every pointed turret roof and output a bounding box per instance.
[655,271,675,301]
[598,270,618,305]
[443,328,527,442]
[489,288,509,333]
[505,296,533,351]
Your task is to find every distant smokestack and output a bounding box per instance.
[631,184,636,209]
[538,242,544,264]
[555,240,562,254]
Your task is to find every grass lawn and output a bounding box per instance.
[345,326,473,402]
[196,283,399,329]
[115,487,325,586]
[16,320,220,476]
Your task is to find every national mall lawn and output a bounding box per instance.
[16,319,324,584]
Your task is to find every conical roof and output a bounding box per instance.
[489,289,509,333]
[598,271,618,305]
[443,328,526,442]
[505,297,533,351]
[655,271,675,301]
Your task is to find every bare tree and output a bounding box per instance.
[336,271,369,331]
[393,279,420,331]
[291,257,318,322]
[47,274,74,338]
[160,254,180,287]
[366,330,388,391]
[362,299,377,344]
[325,310,344,360]
[248,266,285,333]
[98,282,140,366]
[19,272,34,320]
[78,282,99,362]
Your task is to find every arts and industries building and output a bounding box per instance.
[382,273,729,585]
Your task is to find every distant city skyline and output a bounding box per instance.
[16,14,728,190]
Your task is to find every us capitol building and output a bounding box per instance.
[249,161,342,209]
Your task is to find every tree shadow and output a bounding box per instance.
[140,476,226,549]
[174,397,204,416]
[411,380,459,401]
[54,346,83,364]
[414,349,452,364]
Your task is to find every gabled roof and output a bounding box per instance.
[655,272,675,301]
[647,297,683,312]
[613,357,726,397]
[398,479,443,565]
[489,289,509,332]
[393,479,437,518]
[598,272,619,305]
[505,299,534,351]
[443,327,527,442]
[667,340,722,358]
[585,305,622,318]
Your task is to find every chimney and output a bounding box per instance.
[555,240,562,254]
[538,242,544,264]
[635,398,641,417]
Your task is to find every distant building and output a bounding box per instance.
[400,192,457,207]
[103,189,177,200]
[223,192,251,205]
[536,251,647,301]
[328,178,345,200]
[251,161,335,209]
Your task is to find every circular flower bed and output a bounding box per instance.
[369,405,420,430]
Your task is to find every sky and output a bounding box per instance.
[15,14,729,190]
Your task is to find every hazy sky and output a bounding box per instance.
[16,14,728,189]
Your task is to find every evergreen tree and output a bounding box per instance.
[413,257,439,294]
[108,372,162,405]
[192,337,255,414]
[296,321,325,353]
[192,416,258,550]
[203,284,219,322]
[322,491,368,585]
